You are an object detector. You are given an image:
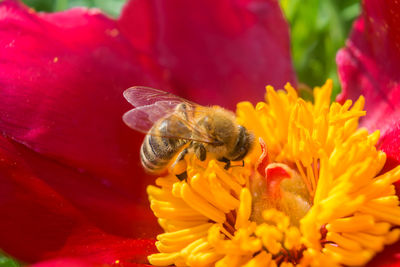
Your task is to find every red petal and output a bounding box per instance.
[33,234,156,266]
[119,0,296,110]
[0,0,163,196]
[337,3,400,263]
[378,122,400,173]
[337,0,400,170]
[366,240,400,267]
[0,135,160,263]
[32,258,151,267]
[47,231,157,266]
[31,258,95,267]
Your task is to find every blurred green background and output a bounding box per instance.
[21,0,127,17]
[0,253,19,267]
[280,0,360,98]
[21,0,360,99]
[1,0,361,265]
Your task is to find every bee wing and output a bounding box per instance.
[123,86,196,107]
[123,86,193,133]
[124,105,219,144]
[123,86,219,144]
[123,100,181,134]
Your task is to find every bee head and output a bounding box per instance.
[229,126,254,161]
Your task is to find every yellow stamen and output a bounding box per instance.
[146,80,400,266]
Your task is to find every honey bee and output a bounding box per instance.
[123,86,254,180]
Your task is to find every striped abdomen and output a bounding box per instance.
[140,117,190,173]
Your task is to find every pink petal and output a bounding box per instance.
[0,2,163,256]
[0,135,160,263]
[119,0,296,110]
[34,236,156,266]
[32,258,151,267]
[31,258,95,267]
[46,230,157,266]
[378,122,400,174]
[366,240,400,267]
[336,0,400,170]
[0,0,162,196]
[337,3,400,264]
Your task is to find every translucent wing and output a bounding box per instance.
[123,86,195,133]
[123,87,218,144]
[123,86,196,107]
[123,100,184,133]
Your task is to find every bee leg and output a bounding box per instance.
[173,148,189,181]
[176,171,188,181]
[218,157,231,170]
[176,147,189,162]
[194,143,206,161]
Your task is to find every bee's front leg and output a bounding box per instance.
[176,147,189,162]
[218,157,231,170]
[172,147,189,181]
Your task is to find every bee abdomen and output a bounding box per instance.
[140,132,187,173]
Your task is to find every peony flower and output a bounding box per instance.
[0,0,399,266]
[337,0,400,265]
[0,0,294,266]
[143,80,400,266]
[130,0,400,265]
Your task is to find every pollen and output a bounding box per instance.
[146,80,400,266]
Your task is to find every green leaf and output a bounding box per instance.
[92,0,127,17]
[21,0,54,12]
[21,0,128,17]
[280,0,360,99]
[0,254,20,267]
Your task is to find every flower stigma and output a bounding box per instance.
[146,80,400,266]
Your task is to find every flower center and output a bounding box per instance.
[146,80,400,266]
[251,139,311,227]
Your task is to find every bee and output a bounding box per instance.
[123,86,254,180]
